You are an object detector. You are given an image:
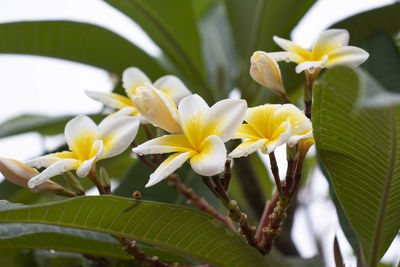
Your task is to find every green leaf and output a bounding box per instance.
[0,114,105,138]
[0,223,193,264]
[361,32,400,93]
[332,3,400,45]
[313,66,400,265]
[0,223,130,260]
[0,196,268,267]
[0,21,165,78]
[104,0,210,99]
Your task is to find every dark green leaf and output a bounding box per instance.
[332,3,400,45]
[104,0,210,99]
[0,196,268,267]
[0,21,165,78]
[313,66,400,265]
[361,32,400,93]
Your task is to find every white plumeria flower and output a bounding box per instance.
[270,29,369,74]
[132,83,182,134]
[132,94,247,187]
[229,104,312,158]
[25,113,140,188]
[250,51,287,98]
[86,67,191,118]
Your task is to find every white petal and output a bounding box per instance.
[190,135,227,176]
[85,90,132,110]
[250,51,286,95]
[312,29,349,55]
[228,139,267,159]
[64,115,97,152]
[27,159,78,188]
[76,140,104,177]
[266,122,291,153]
[122,67,151,98]
[203,99,247,142]
[295,55,328,73]
[132,134,193,155]
[145,152,191,187]
[325,46,369,68]
[97,116,140,159]
[269,51,303,63]
[287,130,313,147]
[153,75,191,104]
[25,151,75,168]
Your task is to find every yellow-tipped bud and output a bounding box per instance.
[250,51,287,98]
[298,137,315,158]
[0,158,76,197]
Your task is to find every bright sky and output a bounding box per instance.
[0,0,398,266]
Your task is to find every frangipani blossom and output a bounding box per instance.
[132,94,247,187]
[270,29,369,74]
[229,104,312,158]
[26,114,140,188]
[86,67,191,118]
[132,83,182,133]
[250,51,287,98]
[0,158,75,196]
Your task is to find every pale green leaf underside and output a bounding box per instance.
[0,196,268,267]
[313,66,400,265]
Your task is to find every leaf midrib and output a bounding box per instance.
[369,108,398,266]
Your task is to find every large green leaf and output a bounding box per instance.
[0,21,165,78]
[0,223,131,260]
[104,0,210,99]
[225,0,315,100]
[0,222,193,264]
[313,66,400,266]
[332,3,400,45]
[0,196,268,267]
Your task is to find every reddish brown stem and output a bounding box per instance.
[88,169,111,195]
[169,174,235,230]
[223,160,232,191]
[256,191,279,243]
[269,152,283,196]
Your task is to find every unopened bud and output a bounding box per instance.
[250,51,287,99]
[99,167,111,189]
[0,158,76,197]
[63,171,85,195]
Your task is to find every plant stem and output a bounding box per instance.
[269,152,283,196]
[223,160,232,191]
[118,237,170,267]
[222,199,261,250]
[88,168,111,195]
[255,191,279,243]
[168,174,235,231]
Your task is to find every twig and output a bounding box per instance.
[223,160,232,191]
[255,191,279,243]
[118,237,170,267]
[132,141,158,170]
[169,174,235,230]
[88,168,111,195]
[269,152,283,196]
[211,175,229,202]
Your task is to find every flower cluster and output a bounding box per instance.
[0,29,367,194]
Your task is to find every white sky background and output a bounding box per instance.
[0,0,399,266]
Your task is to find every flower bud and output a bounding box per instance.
[133,83,182,133]
[0,158,76,197]
[250,51,287,99]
